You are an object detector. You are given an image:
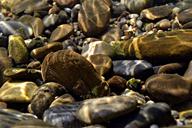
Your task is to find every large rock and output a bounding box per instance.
[0,81,38,103]
[78,0,111,36]
[145,74,192,105]
[76,96,138,124]
[114,29,192,64]
[41,50,102,97]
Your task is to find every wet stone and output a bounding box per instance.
[49,24,73,42]
[0,21,33,39]
[30,42,63,61]
[76,96,138,124]
[121,0,154,13]
[141,5,172,21]
[177,8,192,24]
[112,60,154,79]
[27,61,41,69]
[107,75,127,94]
[83,125,106,128]
[145,74,192,105]
[0,81,38,103]
[50,93,75,108]
[43,102,83,128]
[41,50,102,97]
[101,26,121,43]
[125,103,176,128]
[29,82,66,118]
[115,29,192,64]
[157,63,187,74]
[87,54,112,76]
[43,14,59,28]
[30,17,44,37]
[155,19,171,30]
[3,68,42,81]
[78,0,111,36]
[183,21,192,29]
[11,0,49,14]
[53,0,78,8]
[0,108,36,128]
[8,35,29,64]
[12,118,55,128]
[81,41,116,58]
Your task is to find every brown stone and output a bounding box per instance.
[78,0,111,36]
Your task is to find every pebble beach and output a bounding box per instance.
[1,0,192,128]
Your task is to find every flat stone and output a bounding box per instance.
[8,35,29,64]
[43,102,82,128]
[30,42,63,60]
[121,0,154,13]
[115,29,192,64]
[76,96,138,124]
[49,24,73,42]
[0,81,38,103]
[78,0,111,36]
[145,74,192,105]
[141,5,172,21]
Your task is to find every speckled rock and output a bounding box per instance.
[49,24,73,42]
[87,54,112,76]
[78,0,111,36]
[121,0,154,13]
[141,5,172,21]
[8,35,29,64]
[76,96,138,124]
[30,42,63,61]
[41,50,103,97]
[28,82,66,118]
[0,81,38,103]
[112,60,153,79]
[145,74,192,105]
